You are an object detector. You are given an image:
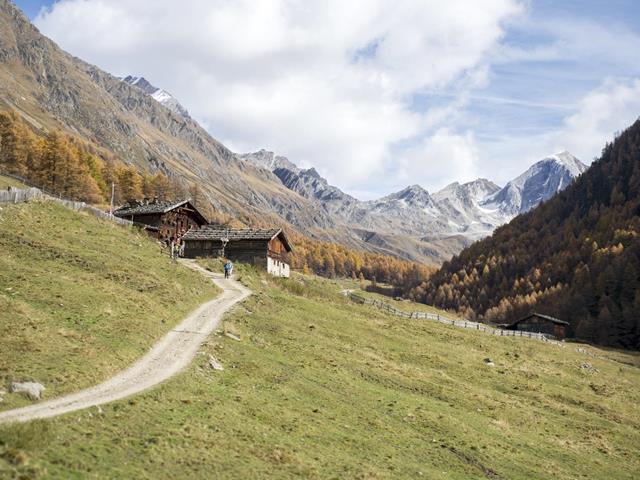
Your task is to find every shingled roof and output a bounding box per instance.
[510,312,570,327]
[114,199,207,224]
[182,226,293,251]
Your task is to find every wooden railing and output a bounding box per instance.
[347,292,561,345]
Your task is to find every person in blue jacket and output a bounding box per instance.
[224,260,233,279]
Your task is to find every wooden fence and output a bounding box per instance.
[347,292,561,345]
[0,186,133,227]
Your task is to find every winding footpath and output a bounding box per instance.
[0,260,251,424]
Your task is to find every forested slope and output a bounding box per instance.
[410,119,640,349]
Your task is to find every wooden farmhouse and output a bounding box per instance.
[113,199,207,243]
[505,313,569,340]
[181,226,293,277]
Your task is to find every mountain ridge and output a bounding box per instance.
[242,148,587,244]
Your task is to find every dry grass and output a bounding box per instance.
[1,264,638,479]
[0,201,218,412]
[0,174,28,190]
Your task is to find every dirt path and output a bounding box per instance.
[0,260,250,424]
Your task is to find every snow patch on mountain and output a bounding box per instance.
[122,75,190,119]
[482,151,587,216]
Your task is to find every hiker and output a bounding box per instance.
[224,260,233,279]
[179,241,185,258]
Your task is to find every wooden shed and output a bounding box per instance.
[113,199,207,243]
[505,313,569,340]
[181,226,293,277]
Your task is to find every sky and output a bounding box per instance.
[15,0,640,199]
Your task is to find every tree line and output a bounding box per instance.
[0,110,190,206]
[407,118,640,349]
[287,233,435,287]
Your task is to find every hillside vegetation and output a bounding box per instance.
[0,173,27,189]
[410,119,640,349]
[0,201,217,412]
[0,111,195,207]
[1,262,638,479]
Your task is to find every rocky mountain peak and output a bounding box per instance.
[378,185,435,211]
[122,75,190,119]
[395,184,430,200]
[548,151,588,176]
[303,167,323,179]
[433,178,500,205]
[482,151,586,215]
[238,150,299,173]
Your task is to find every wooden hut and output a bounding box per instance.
[181,226,293,277]
[505,313,569,339]
[113,199,207,243]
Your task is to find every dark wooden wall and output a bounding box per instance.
[128,208,203,243]
[513,317,556,336]
[183,238,272,267]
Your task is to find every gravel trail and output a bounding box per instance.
[0,260,250,424]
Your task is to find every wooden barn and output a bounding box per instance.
[113,199,207,243]
[505,313,570,340]
[181,226,293,277]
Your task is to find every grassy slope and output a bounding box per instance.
[356,288,463,318]
[0,174,28,189]
[0,201,218,412]
[1,264,638,479]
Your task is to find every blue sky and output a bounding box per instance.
[14,0,50,18]
[15,0,640,198]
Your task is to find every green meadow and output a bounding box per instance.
[0,202,639,479]
[0,201,217,412]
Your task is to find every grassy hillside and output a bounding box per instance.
[0,201,218,412]
[357,288,463,318]
[0,174,27,189]
[1,261,638,479]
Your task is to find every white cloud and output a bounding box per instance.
[467,78,640,187]
[396,129,481,192]
[35,0,522,197]
[553,78,640,162]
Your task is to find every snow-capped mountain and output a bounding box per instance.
[122,76,190,119]
[242,149,587,249]
[238,150,359,217]
[376,184,438,212]
[237,149,296,172]
[431,179,505,239]
[481,151,587,215]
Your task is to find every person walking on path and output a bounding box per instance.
[224,260,233,279]
[170,240,179,261]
